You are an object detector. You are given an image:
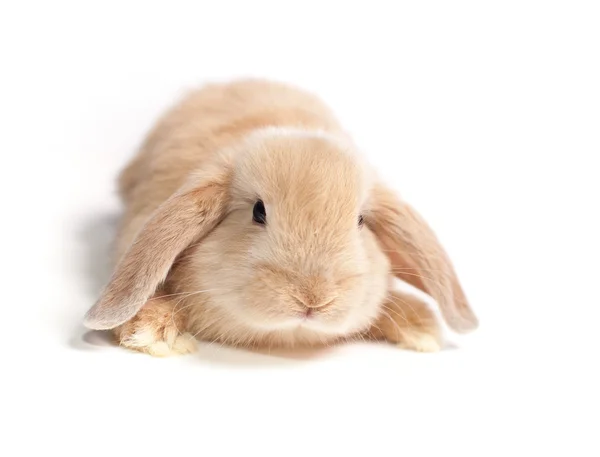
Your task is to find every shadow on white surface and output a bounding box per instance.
[76,210,121,298]
[69,326,351,367]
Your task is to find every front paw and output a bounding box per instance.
[119,328,198,357]
[114,308,197,357]
[397,331,442,353]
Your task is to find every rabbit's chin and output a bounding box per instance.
[244,318,365,348]
[230,304,377,343]
[249,315,359,336]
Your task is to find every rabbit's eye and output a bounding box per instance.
[358,215,364,227]
[253,200,267,225]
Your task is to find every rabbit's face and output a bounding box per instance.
[184,130,391,338]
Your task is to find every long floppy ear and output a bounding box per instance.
[83,171,231,330]
[366,182,478,333]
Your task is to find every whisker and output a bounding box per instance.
[378,308,406,340]
[389,270,446,285]
[390,266,453,276]
[383,301,409,324]
[148,288,225,302]
[163,288,225,338]
[389,271,448,300]
[387,295,423,327]
[377,248,448,261]
[367,321,385,340]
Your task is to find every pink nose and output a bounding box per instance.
[293,294,336,310]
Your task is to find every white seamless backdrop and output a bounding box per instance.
[1,1,598,456]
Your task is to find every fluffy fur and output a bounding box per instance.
[83,79,478,356]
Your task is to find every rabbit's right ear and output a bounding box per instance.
[83,170,231,331]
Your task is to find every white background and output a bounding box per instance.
[1,1,599,456]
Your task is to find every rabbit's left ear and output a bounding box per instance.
[83,170,231,331]
[366,182,478,333]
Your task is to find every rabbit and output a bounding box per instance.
[83,78,478,357]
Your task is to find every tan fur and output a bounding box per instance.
[368,291,442,352]
[368,182,479,333]
[83,78,478,356]
[113,295,197,357]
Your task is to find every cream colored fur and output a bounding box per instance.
[83,78,478,356]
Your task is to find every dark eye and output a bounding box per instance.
[253,200,267,225]
[358,215,364,227]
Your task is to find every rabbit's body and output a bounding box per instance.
[85,79,478,356]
